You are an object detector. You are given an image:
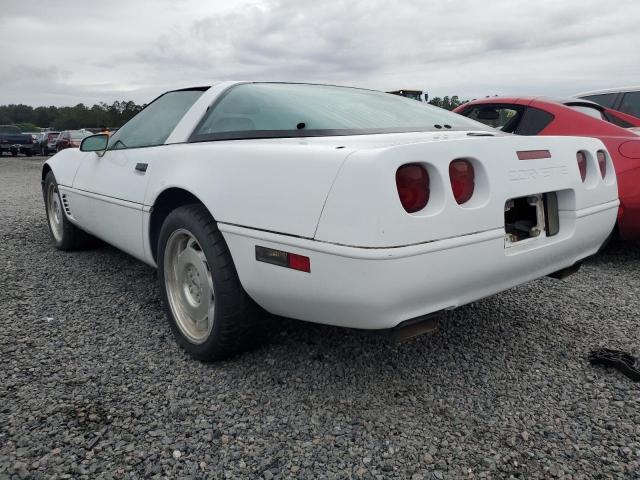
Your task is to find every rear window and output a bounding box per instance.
[461,104,524,132]
[190,83,489,141]
[581,93,618,108]
[620,92,640,118]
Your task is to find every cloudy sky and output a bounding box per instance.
[1,0,638,106]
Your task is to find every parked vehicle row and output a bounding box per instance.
[42,81,618,361]
[0,127,106,157]
[6,129,94,156]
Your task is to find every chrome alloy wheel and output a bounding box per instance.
[163,229,215,344]
[47,182,63,242]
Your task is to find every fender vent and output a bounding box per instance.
[61,193,72,217]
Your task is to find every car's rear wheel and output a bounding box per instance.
[43,171,92,250]
[157,204,259,360]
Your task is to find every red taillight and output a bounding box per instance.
[577,151,587,182]
[597,150,606,178]
[449,159,475,204]
[288,253,310,273]
[396,164,429,213]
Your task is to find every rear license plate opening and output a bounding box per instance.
[504,192,559,245]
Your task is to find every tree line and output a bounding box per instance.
[0,94,468,133]
[427,95,467,110]
[0,101,145,132]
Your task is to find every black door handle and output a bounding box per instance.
[135,163,148,172]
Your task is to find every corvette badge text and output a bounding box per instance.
[508,165,569,181]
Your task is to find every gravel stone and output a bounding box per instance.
[1,156,640,478]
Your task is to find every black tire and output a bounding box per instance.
[43,171,92,251]
[25,150,33,157]
[11,150,17,156]
[157,204,260,361]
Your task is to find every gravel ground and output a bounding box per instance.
[1,155,639,479]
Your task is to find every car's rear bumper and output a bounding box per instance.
[220,199,618,329]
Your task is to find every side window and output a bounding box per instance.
[619,92,640,118]
[581,93,618,108]
[108,89,206,150]
[463,105,524,133]
[516,107,555,135]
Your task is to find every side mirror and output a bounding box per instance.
[80,134,109,154]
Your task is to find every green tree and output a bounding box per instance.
[428,95,468,111]
[0,99,145,129]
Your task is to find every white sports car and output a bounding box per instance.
[43,82,619,360]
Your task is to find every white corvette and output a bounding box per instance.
[43,82,619,360]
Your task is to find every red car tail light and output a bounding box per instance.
[396,164,429,213]
[576,151,587,182]
[449,159,475,204]
[597,150,607,178]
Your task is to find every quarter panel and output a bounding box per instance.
[144,141,352,238]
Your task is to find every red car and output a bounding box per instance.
[454,97,640,240]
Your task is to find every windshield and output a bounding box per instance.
[191,83,489,141]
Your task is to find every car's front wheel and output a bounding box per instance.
[43,171,92,250]
[157,204,259,360]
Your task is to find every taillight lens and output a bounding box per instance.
[449,159,475,204]
[597,150,606,178]
[577,151,587,182]
[288,253,311,273]
[396,164,429,213]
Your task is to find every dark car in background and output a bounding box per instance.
[0,125,36,156]
[55,130,91,152]
[575,87,640,120]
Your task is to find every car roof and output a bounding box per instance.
[463,96,604,110]
[574,86,640,96]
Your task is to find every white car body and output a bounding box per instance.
[44,81,619,330]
